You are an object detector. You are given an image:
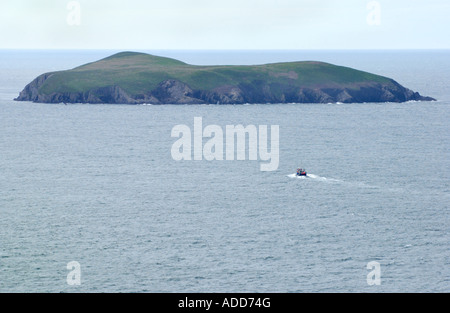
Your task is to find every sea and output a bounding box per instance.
[0,50,448,293]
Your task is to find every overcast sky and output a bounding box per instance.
[1,0,449,50]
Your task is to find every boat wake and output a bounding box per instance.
[287,172,385,190]
[287,173,342,183]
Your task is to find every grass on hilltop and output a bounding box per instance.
[38,52,393,96]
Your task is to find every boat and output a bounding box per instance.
[296,168,307,176]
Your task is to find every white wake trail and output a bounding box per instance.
[287,173,343,183]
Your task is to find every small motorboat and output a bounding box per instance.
[296,168,307,176]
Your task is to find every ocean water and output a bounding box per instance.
[0,50,448,292]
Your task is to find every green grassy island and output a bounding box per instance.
[15,51,435,104]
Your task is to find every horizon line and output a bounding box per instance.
[1,48,450,51]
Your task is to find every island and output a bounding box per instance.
[15,51,435,104]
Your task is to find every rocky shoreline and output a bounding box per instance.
[15,75,435,105]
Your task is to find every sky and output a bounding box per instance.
[1,0,449,50]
